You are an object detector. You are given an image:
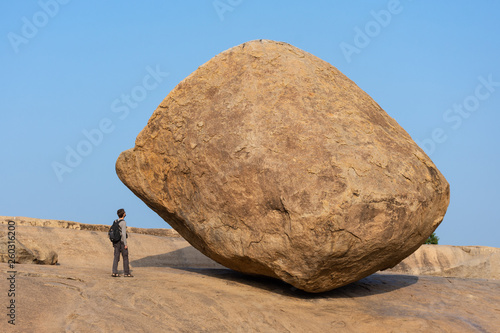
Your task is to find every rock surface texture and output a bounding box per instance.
[0,234,58,265]
[0,216,181,238]
[387,244,500,280]
[2,222,498,332]
[116,39,450,292]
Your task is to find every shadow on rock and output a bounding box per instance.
[172,267,418,299]
[132,247,418,298]
[131,247,224,269]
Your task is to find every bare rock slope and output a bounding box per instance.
[116,39,450,292]
[388,244,500,279]
[0,219,498,332]
[0,216,180,237]
[0,235,58,265]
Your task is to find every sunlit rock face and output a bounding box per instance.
[116,40,450,292]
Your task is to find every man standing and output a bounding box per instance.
[112,208,133,277]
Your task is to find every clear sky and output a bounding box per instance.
[1,1,499,247]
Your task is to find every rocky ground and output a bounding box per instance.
[1,217,499,332]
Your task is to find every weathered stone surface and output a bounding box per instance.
[387,244,500,280]
[2,222,499,332]
[0,233,58,265]
[0,216,181,238]
[116,39,450,292]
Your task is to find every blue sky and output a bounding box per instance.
[1,1,499,247]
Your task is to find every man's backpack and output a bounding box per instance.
[108,220,122,243]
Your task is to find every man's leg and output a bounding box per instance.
[122,243,130,275]
[112,242,121,275]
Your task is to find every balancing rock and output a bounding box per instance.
[116,40,450,292]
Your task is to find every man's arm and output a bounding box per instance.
[120,219,127,247]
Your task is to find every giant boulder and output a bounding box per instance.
[116,39,450,292]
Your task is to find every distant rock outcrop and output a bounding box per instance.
[387,244,500,279]
[0,233,58,265]
[116,39,450,292]
[0,216,181,238]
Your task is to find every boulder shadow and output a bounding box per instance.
[131,246,419,299]
[174,268,419,299]
[130,247,225,269]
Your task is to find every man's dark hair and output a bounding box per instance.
[117,208,126,218]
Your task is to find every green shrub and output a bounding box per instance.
[425,232,439,244]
